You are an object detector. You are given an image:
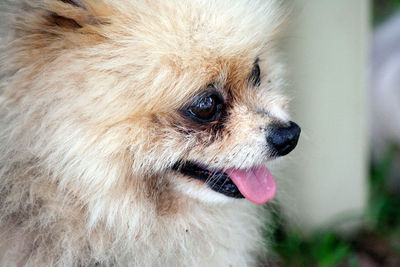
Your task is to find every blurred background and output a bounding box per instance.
[267,0,400,266]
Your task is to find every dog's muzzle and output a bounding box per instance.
[267,121,301,156]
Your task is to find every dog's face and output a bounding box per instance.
[159,57,301,205]
[5,0,300,206]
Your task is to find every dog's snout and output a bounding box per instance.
[267,121,301,157]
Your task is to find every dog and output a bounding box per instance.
[0,0,300,266]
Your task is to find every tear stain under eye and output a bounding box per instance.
[167,83,239,146]
[168,111,229,147]
[176,101,228,140]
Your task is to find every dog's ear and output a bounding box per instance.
[48,0,89,29]
[43,0,110,30]
[12,0,111,37]
[3,0,114,60]
[2,0,113,68]
[41,0,108,30]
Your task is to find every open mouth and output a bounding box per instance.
[172,161,244,198]
[172,161,276,205]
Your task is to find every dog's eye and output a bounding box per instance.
[249,62,261,87]
[186,92,222,123]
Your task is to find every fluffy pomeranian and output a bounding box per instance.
[0,0,300,266]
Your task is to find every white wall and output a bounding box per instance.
[278,0,370,232]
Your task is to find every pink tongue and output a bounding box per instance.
[226,166,276,205]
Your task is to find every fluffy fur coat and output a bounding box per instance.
[0,0,288,266]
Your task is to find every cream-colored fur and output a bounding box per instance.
[0,0,289,266]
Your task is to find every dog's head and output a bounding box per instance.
[3,0,299,206]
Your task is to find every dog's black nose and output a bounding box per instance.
[267,121,301,157]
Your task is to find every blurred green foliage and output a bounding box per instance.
[272,230,353,267]
[368,147,400,230]
[374,0,400,25]
[268,2,400,266]
[270,147,400,266]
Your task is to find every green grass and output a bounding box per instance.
[269,147,400,267]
